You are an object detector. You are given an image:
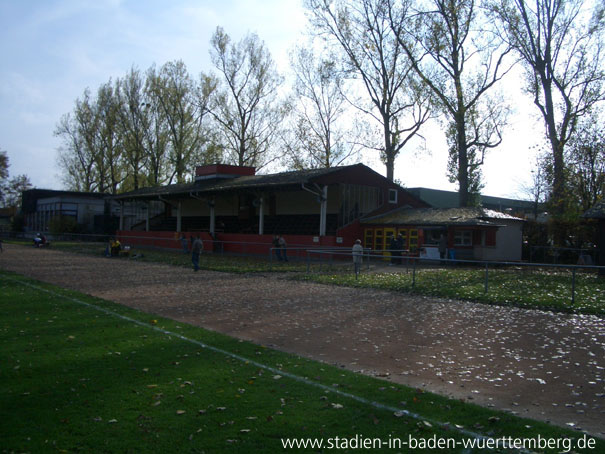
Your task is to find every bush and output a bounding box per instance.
[48,215,83,234]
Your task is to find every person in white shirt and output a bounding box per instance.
[352,239,364,277]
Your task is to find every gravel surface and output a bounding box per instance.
[2,244,604,436]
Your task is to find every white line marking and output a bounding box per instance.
[5,275,538,453]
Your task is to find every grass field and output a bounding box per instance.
[41,239,605,316]
[44,240,308,273]
[301,267,605,316]
[5,242,605,315]
[1,270,602,453]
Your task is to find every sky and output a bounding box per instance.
[0,0,543,199]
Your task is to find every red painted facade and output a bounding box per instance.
[195,164,256,178]
[117,230,349,256]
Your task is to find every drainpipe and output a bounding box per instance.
[158,196,180,232]
[301,183,328,237]
[145,201,150,232]
[119,200,124,231]
[258,197,264,235]
[319,186,328,237]
[191,192,215,236]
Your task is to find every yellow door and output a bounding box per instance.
[409,229,418,253]
[373,229,383,251]
[384,228,396,259]
[397,229,409,252]
[364,229,374,250]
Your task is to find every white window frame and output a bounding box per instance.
[453,230,472,246]
[388,188,398,204]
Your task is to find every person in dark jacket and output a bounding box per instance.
[191,236,203,271]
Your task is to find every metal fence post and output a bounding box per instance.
[571,267,576,305]
[412,257,416,289]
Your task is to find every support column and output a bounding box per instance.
[319,186,328,237]
[258,197,264,235]
[176,201,182,233]
[145,202,150,232]
[209,200,216,236]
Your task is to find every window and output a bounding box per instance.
[339,184,380,227]
[388,189,398,204]
[364,229,374,250]
[408,229,418,251]
[454,230,472,246]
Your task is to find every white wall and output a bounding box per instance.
[475,221,523,261]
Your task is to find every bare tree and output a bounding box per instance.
[193,72,222,166]
[286,46,361,169]
[490,0,605,241]
[208,27,285,169]
[305,0,432,181]
[148,60,205,184]
[390,0,514,206]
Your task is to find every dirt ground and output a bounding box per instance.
[1,244,604,437]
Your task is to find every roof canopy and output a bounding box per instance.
[361,206,524,227]
[583,200,605,219]
[112,164,401,201]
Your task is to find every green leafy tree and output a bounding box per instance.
[0,150,8,181]
[566,111,605,213]
[0,150,9,205]
[3,174,32,209]
[116,67,148,191]
[148,60,205,184]
[95,80,125,194]
[54,113,95,192]
[0,150,33,209]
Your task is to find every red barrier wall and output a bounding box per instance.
[116,231,349,256]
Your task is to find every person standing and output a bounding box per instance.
[438,233,448,263]
[180,234,189,254]
[352,239,363,277]
[278,235,288,262]
[394,233,404,265]
[272,235,282,261]
[389,234,398,266]
[191,236,203,272]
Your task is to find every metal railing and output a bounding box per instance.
[529,245,598,265]
[3,231,602,307]
[305,249,605,306]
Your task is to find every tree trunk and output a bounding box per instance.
[542,79,567,245]
[456,111,470,207]
[384,114,394,182]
